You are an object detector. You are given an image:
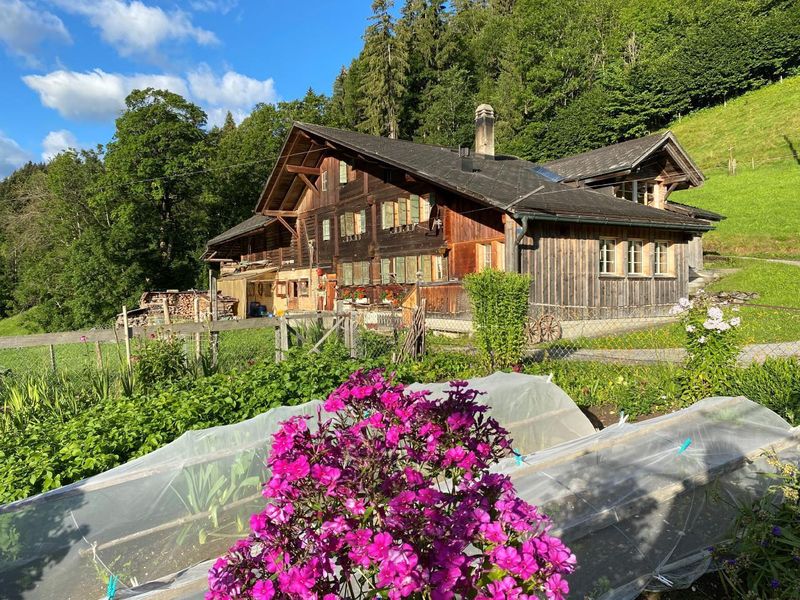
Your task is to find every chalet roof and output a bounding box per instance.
[207,214,274,247]
[543,131,704,187]
[666,200,725,222]
[287,123,710,231]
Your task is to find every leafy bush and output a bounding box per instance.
[714,453,800,599]
[133,334,190,388]
[356,329,396,360]
[671,296,743,404]
[207,371,576,599]
[726,358,800,425]
[463,269,531,371]
[0,343,361,503]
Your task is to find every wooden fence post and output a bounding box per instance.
[279,317,289,361]
[122,305,132,368]
[209,269,219,368]
[193,296,201,360]
[48,344,56,373]
[274,323,282,363]
[95,341,104,370]
[161,298,170,325]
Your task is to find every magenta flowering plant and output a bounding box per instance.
[207,370,575,600]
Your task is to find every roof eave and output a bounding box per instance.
[513,209,714,232]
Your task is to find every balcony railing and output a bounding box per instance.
[241,247,297,268]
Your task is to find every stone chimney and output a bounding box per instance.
[474,104,495,158]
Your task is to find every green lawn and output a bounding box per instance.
[671,163,800,259]
[559,258,800,350]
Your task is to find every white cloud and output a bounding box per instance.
[206,107,248,128]
[0,131,32,179]
[41,129,79,161]
[0,0,71,64]
[52,0,217,56]
[188,65,277,108]
[189,0,238,13]
[23,69,189,121]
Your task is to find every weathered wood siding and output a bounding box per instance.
[519,222,689,319]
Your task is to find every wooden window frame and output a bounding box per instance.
[322,218,331,241]
[627,239,646,276]
[339,160,348,184]
[276,281,288,298]
[321,171,328,192]
[654,240,674,277]
[298,279,310,297]
[599,238,621,276]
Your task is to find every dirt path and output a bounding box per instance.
[547,340,800,365]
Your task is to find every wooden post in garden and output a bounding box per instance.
[193,296,201,360]
[122,305,132,368]
[95,341,104,370]
[274,322,282,363]
[209,269,219,368]
[161,298,170,325]
[48,344,56,373]
[279,317,289,361]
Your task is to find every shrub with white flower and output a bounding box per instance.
[671,295,742,403]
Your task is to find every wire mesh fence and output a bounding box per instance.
[0,302,798,383]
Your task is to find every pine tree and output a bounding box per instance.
[360,0,409,138]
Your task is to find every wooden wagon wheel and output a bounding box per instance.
[537,313,562,343]
[525,317,542,345]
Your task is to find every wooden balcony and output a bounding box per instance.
[240,246,297,268]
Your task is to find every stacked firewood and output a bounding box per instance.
[116,290,237,327]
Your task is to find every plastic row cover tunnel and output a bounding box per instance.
[2,374,798,600]
[0,373,592,600]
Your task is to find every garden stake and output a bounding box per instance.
[106,574,118,599]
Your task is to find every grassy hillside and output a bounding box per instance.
[668,76,800,259]
[669,76,800,172]
[671,163,800,258]
[0,312,39,337]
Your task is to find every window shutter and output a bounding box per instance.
[359,210,366,234]
[382,202,391,229]
[339,214,345,238]
[395,257,405,283]
[406,255,417,282]
[420,197,431,222]
[410,195,420,224]
[422,255,432,281]
[381,258,390,284]
[398,198,408,226]
[339,161,347,184]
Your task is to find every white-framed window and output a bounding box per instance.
[321,170,328,192]
[322,219,331,241]
[627,239,644,275]
[420,196,431,222]
[599,238,618,275]
[477,243,492,271]
[339,160,348,184]
[654,240,670,276]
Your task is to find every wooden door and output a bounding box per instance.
[287,281,299,310]
[325,279,336,311]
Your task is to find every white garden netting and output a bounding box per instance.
[0,374,797,600]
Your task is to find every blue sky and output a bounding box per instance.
[0,0,378,177]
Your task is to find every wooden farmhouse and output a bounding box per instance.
[204,105,720,320]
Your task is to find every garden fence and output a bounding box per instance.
[0,303,798,382]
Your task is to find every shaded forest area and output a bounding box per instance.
[1,0,798,331]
